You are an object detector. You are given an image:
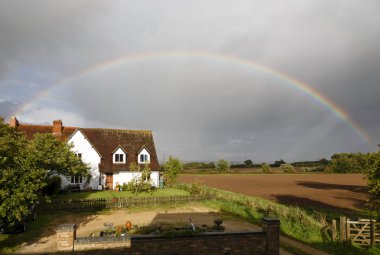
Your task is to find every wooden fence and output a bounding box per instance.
[40,195,214,211]
[339,216,380,246]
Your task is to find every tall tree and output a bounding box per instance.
[0,118,45,227]
[367,150,380,209]
[0,118,89,227]
[163,156,183,186]
[244,159,253,167]
[29,133,89,178]
[215,159,230,172]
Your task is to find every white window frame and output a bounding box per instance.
[114,153,125,164]
[70,175,83,184]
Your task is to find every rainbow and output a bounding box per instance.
[13,50,372,144]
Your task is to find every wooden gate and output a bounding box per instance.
[345,219,380,246]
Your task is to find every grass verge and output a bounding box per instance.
[53,188,189,200]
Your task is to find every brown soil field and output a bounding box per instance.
[179,173,368,211]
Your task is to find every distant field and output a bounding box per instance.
[182,167,307,174]
[179,173,367,211]
[182,167,264,174]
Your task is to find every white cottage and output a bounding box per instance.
[9,117,161,190]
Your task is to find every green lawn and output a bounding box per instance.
[53,188,190,200]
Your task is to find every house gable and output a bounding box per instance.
[68,129,102,168]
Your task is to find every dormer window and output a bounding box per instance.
[115,154,124,163]
[113,146,127,164]
[140,154,148,162]
[138,148,150,164]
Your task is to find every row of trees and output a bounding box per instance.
[0,118,89,227]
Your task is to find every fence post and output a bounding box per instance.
[340,216,346,241]
[262,218,280,255]
[346,218,351,241]
[371,220,375,246]
[332,220,337,242]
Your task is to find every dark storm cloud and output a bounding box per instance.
[1,0,379,161]
[0,101,19,120]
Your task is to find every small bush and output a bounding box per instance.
[280,163,295,173]
[215,159,230,172]
[261,163,271,173]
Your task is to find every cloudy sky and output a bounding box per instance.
[0,0,379,163]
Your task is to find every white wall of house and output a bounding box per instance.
[61,129,102,190]
[113,171,160,189]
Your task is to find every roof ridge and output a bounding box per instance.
[19,123,77,129]
[80,127,152,133]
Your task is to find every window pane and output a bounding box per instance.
[140,154,144,162]
[120,154,124,162]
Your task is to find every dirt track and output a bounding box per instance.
[179,173,368,211]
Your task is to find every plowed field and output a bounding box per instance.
[178,173,367,211]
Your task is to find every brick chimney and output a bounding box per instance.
[9,116,19,128]
[53,120,63,135]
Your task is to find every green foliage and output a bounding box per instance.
[129,162,140,171]
[43,176,62,196]
[366,151,380,208]
[215,159,230,172]
[0,118,89,228]
[0,118,45,228]
[326,152,371,173]
[291,159,330,168]
[163,156,183,186]
[127,164,155,194]
[244,159,253,167]
[261,163,271,173]
[280,163,295,173]
[30,133,89,177]
[326,151,380,208]
[183,161,215,170]
[271,159,286,167]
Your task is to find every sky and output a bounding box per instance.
[0,0,379,163]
